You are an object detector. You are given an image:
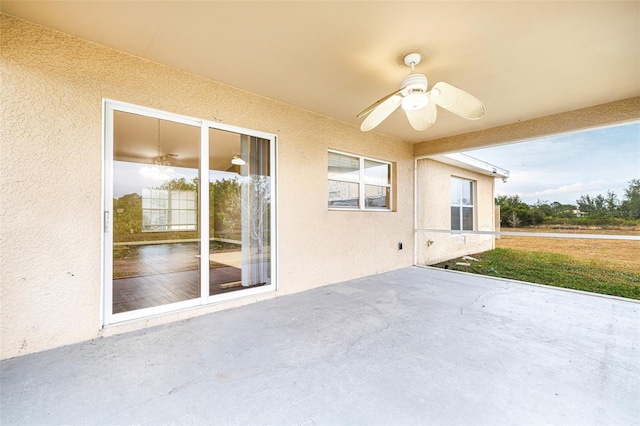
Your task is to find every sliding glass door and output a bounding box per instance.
[104,101,275,325]
[111,111,201,315]
[207,130,271,297]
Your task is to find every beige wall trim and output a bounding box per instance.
[414,97,640,157]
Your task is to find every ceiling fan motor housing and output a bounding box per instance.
[401,73,428,91]
[401,73,429,111]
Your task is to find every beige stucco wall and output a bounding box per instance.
[0,14,414,359]
[415,159,496,265]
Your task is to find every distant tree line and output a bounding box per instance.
[497,179,640,227]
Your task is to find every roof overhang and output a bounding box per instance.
[424,153,510,180]
[1,2,637,144]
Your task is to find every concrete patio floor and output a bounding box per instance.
[1,266,639,425]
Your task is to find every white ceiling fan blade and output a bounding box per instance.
[357,89,403,118]
[360,94,402,131]
[405,101,437,131]
[431,82,485,120]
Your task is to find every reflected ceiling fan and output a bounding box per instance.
[357,53,485,132]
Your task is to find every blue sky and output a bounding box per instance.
[464,122,640,206]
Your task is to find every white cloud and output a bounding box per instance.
[528,180,606,199]
[466,122,639,205]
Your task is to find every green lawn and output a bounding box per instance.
[432,248,640,300]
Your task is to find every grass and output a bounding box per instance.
[432,248,640,300]
[496,234,640,274]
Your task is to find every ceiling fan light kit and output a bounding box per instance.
[139,121,177,179]
[402,91,429,111]
[231,154,246,166]
[358,53,485,132]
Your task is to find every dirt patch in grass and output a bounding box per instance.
[496,236,640,274]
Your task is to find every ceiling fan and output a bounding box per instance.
[357,53,485,132]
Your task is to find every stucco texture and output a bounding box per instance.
[415,159,496,265]
[1,14,414,359]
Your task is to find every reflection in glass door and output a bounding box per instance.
[208,129,271,296]
[111,111,201,314]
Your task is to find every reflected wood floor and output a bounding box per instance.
[113,266,244,314]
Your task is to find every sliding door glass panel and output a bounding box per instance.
[208,129,271,296]
[112,111,201,313]
[244,135,272,288]
[208,128,243,295]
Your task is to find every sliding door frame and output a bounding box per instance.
[101,99,277,327]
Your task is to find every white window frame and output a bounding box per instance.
[327,149,392,211]
[450,176,475,231]
[102,99,277,327]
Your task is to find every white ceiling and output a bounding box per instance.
[2,1,639,143]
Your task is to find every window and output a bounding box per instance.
[141,188,197,231]
[451,177,474,230]
[328,151,391,210]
